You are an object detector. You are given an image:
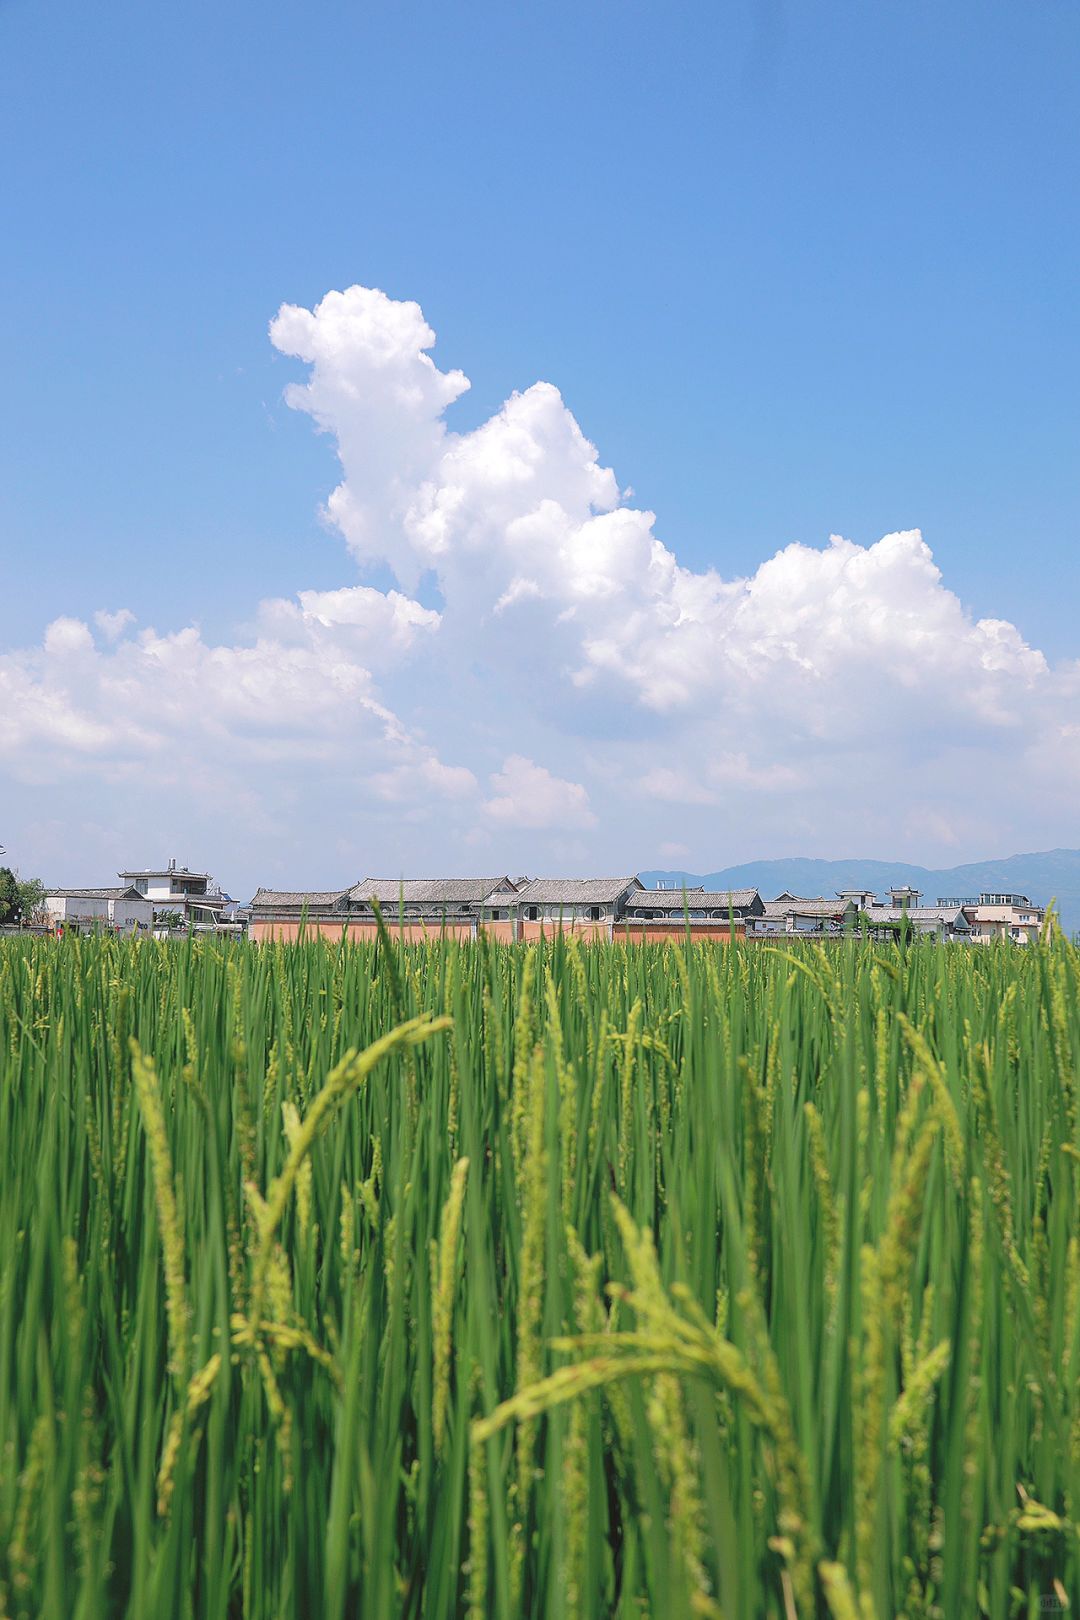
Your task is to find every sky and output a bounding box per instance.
[1,0,1078,895]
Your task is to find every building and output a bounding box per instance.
[248,875,645,943]
[44,886,153,933]
[831,888,972,941]
[247,878,520,943]
[836,888,878,912]
[118,861,232,930]
[620,887,764,942]
[245,871,1049,948]
[348,877,518,918]
[869,903,973,941]
[947,892,1046,945]
[246,889,351,940]
[752,896,858,936]
[512,877,643,940]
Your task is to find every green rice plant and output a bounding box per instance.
[0,927,1076,1617]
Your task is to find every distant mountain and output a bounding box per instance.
[638,848,1080,937]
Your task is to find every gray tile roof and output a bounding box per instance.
[875,905,971,925]
[514,877,643,905]
[761,897,852,918]
[249,888,348,910]
[348,877,518,907]
[626,888,760,913]
[47,886,146,900]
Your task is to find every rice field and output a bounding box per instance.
[0,926,1077,1619]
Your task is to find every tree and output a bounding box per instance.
[0,867,17,924]
[16,878,47,924]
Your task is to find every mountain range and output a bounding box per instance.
[639,848,1080,937]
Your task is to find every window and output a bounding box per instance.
[526,905,539,921]
[587,905,601,921]
[136,880,147,895]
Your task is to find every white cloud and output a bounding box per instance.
[93,608,135,642]
[3,281,1080,892]
[483,755,596,831]
[267,287,1058,750]
[0,600,473,833]
[256,584,440,671]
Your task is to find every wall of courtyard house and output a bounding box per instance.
[248,914,757,945]
[518,917,613,942]
[478,920,516,944]
[616,922,746,944]
[249,917,480,944]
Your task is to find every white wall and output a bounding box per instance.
[112,898,154,930]
[44,895,153,930]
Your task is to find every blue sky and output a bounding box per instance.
[2,0,1079,892]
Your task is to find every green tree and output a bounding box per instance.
[0,867,17,924]
[16,877,47,924]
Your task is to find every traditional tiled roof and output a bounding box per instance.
[626,888,760,913]
[46,886,145,900]
[348,878,517,907]
[514,877,643,906]
[875,905,970,925]
[249,888,348,910]
[761,897,851,918]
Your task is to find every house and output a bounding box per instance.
[836,888,878,912]
[959,892,1045,945]
[118,861,231,930]
[246,888,350,943]
[247,878,520,942]
[752,896,857,936]
[243,870,1048,948]
[247,889,351,938]
[347,877,521,941]
[620,887,764,942]
[44,886,153,933]
[870,904,973,941]
[625,888,763,919]
[347,877,518,916]
[511,877,643,939]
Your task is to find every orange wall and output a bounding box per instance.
[249,917,476,944]
[477,920,516,944]
[518,918,612,942]
[248,917,750,946]
[616,923,746,945]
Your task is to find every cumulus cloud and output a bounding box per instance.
[255,583,440,670]
[269,288,1079,789]
[268,288,1060,744]
[3,280,1080,889]
[0,593,469,837]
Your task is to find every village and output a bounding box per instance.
[25,860,1049,945]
